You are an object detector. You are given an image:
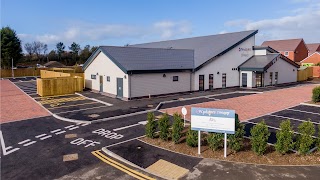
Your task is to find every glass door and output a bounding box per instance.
[209,74,213,90]
[199,75,204,91]
[256,73,263,87]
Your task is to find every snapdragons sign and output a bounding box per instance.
[191,107,236,158]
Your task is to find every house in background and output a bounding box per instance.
[300,52,320,66]
[83,30,299,100]
[43,61,66,68]
[306,43,320,56]
[261,39,309,63]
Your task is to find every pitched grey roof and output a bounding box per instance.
[99,46,194,72]
[239,54,279,71]
[131,30,258,68]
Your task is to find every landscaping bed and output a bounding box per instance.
[140,137,320,165]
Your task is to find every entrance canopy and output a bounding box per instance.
[239,54,279,72]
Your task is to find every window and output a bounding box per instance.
[209,74,213,90]
[173,76,179,81]
[91,74,96,79]
[222,73,226,88]
[107,76,110,82]
[284,51,289,56]
[270,72,273,86]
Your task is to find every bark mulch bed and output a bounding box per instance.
[305,101,320,105]
[140,137,320,166]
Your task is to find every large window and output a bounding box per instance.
[91,74,96,79]
[256,73,263,87]
[199,75,204,91]
[209,74,213,90]
[173,76,179,81]
[270,72,273,86]
[222,73,226,88]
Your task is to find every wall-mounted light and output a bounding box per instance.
[293,69,295,71]
[96,73,98,75]
[217,72,219,75]
[124,75,127,79]
[163,74,166,77]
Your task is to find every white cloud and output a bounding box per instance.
[224,2,320,44]
[18,20,192,50]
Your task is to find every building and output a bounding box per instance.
[300,52,320,66]
[306,43,320,56]
[83,30,299,100]
[261,39,308,63]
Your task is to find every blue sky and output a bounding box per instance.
[1,0,320,51]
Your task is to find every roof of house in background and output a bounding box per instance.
[131,30,258,69]
[306,43,320,54]
[239,53,299,71]
[43,61,65,68]
[83,46,194,73]
[261,38,304,51]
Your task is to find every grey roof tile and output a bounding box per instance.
[239,54,279,69]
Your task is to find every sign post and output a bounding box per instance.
[181,107,187,127]
[191,107,235,158]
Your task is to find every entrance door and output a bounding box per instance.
[242,73,247,87]
[256,73,263,87]
[275,72,278,85]
[222,73,226,88]
[269,72,273,86]
[99,75,103,92]
[209,74,213,90]
[199,75,204,91]
[116,78,123,98]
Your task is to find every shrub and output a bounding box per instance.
[186,127,198,147]
[172,113,184,144]
[275,119,295,154]
[317,124,320,152]
[158,113,170,141]
[145,112,157,138]
[228,114,245,152]
[207,132,224,151]
[296,120,315,155]
[312,86,320,103]
[250,120,270,156]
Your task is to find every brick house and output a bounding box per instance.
[300,52,320,66]
[306,43,320,56]
[261,39,309,63]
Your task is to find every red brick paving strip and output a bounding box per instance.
[0,80,50,123]
[163,85,317,122]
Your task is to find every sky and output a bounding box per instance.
[1,0,320,52]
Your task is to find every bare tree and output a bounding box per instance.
[24,43,33,56]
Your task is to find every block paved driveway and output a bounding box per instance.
[163,84,317,122]
[0,79,50,123]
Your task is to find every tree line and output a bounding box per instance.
[1,26,97,69]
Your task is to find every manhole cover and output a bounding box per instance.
[63,153,78,162]
[88,114,100,118]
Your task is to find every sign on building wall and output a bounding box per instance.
[191,107,235,134]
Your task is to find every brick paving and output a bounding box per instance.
[0,80,50,123]
[162,84,318,122]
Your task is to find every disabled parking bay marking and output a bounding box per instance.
[0,130,20,156]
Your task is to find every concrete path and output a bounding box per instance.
[0,80,50,123]
[164,84,318,121]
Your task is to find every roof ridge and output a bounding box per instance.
[99,45,194,51]
[132,30,257,46]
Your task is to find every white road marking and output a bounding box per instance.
[81,123,90,126]
[35,134,47,138]
[55,105,107,114]
[55,131,66,135]
[104,136,145,148]
[18,139,31,144]
[68,126,79,130]
[269,114,320,124]
[65,125,75,129]
[40,135,52,140]
[23,141,37,146]
[287,108,320,115]
[113,124,140,131]
[138,121,147,125]
[50,129,61,133]
[0,131,20,155]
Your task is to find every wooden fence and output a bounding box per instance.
[297,67,313,81]
[37,76,84,97]
[1,68,41,78]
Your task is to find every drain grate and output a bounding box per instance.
[65,134,77,139]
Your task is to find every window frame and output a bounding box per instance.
[106,76,110,82]
[173,76,179,82]
[91,74,96,79]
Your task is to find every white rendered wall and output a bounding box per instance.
[263,58,298,86]
[254,49,267,55]
[84,52,129,98]
[194,36,255,90]
[130,72,191,98]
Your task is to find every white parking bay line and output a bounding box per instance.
[18,139,31,144]
[68,126,79,130]
[40,135,52,140]
[269,114,320,124]
[65,125,75,129]
[287,108,320,115]
[35,134,47,138]
[81,123,90,126]
[113,124,140,131]
[23,141,37,146]
[55,131,66,135]
[50,129,61,133]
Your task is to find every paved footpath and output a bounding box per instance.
[0,80,50,123]
[163,84,317,121]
